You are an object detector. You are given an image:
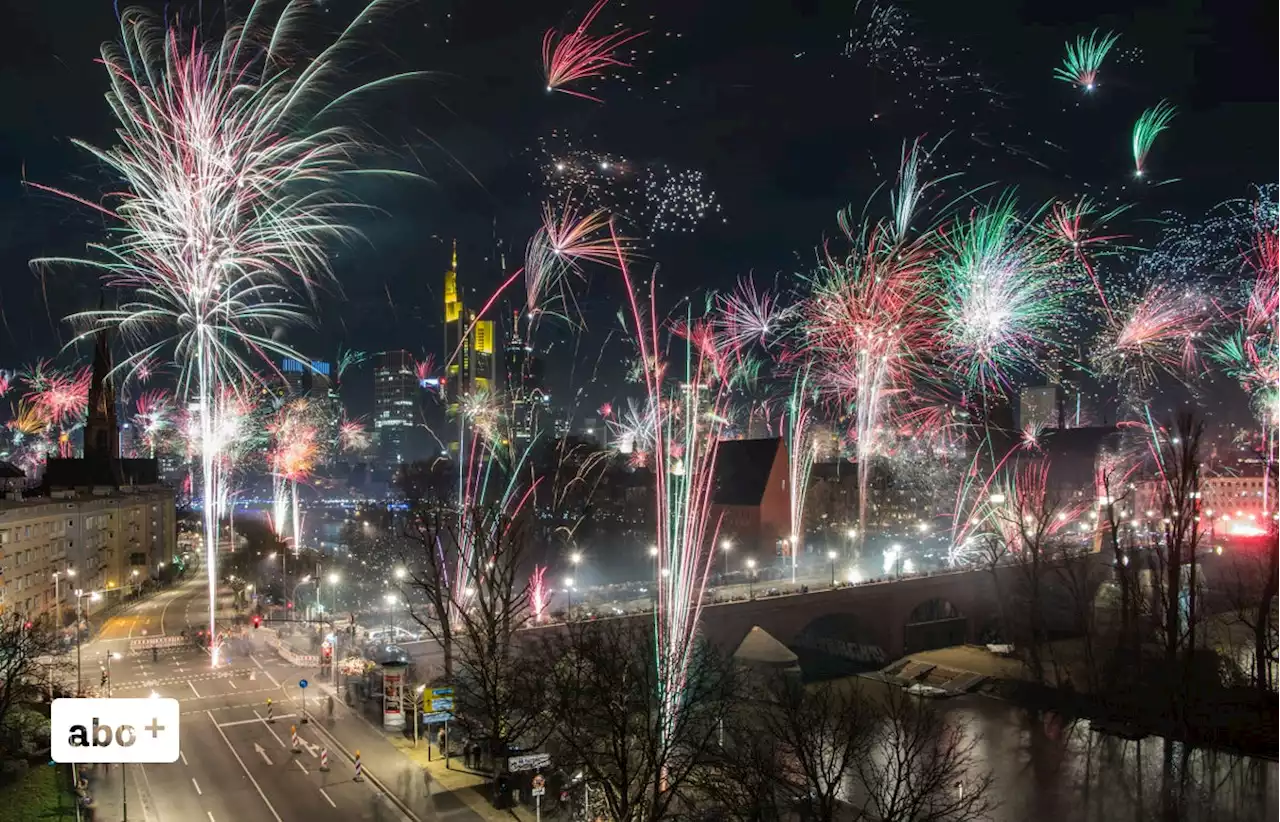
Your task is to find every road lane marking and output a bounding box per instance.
[192,777,202,796]
[250,656,282,688]
[208,813,215,822]
[180,751,188,765]
[207,711,282,822]
[296,759,309,774]
[218,714,295,728]
[228,680,238,690]
[253,710,288,748]
[319,788,337,808]
[188,680,201,698]
[254,742,274,766]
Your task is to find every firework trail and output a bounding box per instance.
[1021,419,1047,451]
[986,459,1089,553]
[1093,284,1211,394]
[617,225,734,744]
[133,389,174,457]
[269,399,325,554]
[0,371,11,397]
[1041,197,1127,319]
[542,0,644,102]
[8,400,49,438]
[806,216,934,553]
[524,202,622,322]
[1132,100,1177,177]
[335,347,368,385]
[780,368,816,582]
[1053,29,1120,91]
[936,193,1066,391]
[530,565,548,622]
[1213,229,1279,509]
[32,2,418,664]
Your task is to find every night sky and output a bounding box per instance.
[0,0,1275,415]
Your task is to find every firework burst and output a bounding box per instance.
[1053,29,1120,91]
[542,0,645,102]
[1132,100,1177,177]
[1094,284,1211,392]
[133,390,174,457]
[936,194,1065,391]
[30,1,418,664]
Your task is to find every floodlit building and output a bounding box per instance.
[373,349,417,464]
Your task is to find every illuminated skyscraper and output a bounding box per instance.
[373,349,417,464]
[442,242,498,405]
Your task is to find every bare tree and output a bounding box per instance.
[536,620,737,822]
[451,503,543,773]
[853,688,996,822]
[399,503,460,681]
[1143,413,1208,715]
[0,614,62,749]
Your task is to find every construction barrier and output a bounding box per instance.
[128,635,187,651]
[291,725,301,754]
[319,748,329,772]
[353,750,364,782]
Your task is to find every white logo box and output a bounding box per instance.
[51,698,181,763]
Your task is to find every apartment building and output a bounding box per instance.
[0,489,176,625]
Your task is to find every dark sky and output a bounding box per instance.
[0,0,1275,414]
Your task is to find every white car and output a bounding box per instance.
[364,625,422,644]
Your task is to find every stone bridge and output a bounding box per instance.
[400,558,1112,677]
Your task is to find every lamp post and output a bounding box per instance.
[827,550,838,587]
[292,575,313,621]
[564,578,575,620]
[327,572,341,616]
[746,558,757,599]
[130,568,140,597]
[720,539,732,576]
[384,593,399,635]
[74,589,100,695]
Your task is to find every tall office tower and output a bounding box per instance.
[373,350,417,464]
[443,241,469,406]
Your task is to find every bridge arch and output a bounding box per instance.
[903,597,968,653]
[792,611,890,673]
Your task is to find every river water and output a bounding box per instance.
[923,690,1276,822]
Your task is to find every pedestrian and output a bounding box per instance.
[437,726,445,754]
[326,694,334,719]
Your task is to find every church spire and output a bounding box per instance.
[451,239,458,272]
[85,325,119,460]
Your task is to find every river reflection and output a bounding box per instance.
[935,692,1276,822]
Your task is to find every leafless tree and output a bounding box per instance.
[0,614,63,752]
[399,502,460,681]
[1143,413,1208,715]
[451,503,543,772]
[534,620,737,822]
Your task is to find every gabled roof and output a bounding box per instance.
[712,437,783,506]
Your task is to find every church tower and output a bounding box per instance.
[84,327,119,460]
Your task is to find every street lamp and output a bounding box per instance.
[827,550,838,587]
[52,570,66,635]
[291,575,313,621]
[73,589,101,695]
[746,558,757,599]
[564,577,575,620]
[384,593,399,634]
[327,572,341,615]
[720,539,732,576]
[130,568,140,596]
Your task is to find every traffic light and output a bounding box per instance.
[252,614,262,629]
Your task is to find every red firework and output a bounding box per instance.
[542,0,645,102]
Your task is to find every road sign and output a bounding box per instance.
[421,711,452,724]
[430,696,454,712]
[299,679,309,689]
[429,686,453,699]
[532,787,545,797]
[508,753,551,772]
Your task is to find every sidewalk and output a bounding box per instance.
[301,681,533,822]
[77,761,151,822]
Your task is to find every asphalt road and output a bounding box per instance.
[73,578,411,822]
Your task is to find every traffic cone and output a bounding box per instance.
[291,725,301,754]
[266,699,275,723]
[319,748,329,772]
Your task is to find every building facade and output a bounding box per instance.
[0,489,177,624]
[373,349,418,464]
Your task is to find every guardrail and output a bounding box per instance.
[261,629,320,667]
[128,634,189,651]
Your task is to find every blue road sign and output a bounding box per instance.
[422,711,452,724]
[299,679,309,689]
